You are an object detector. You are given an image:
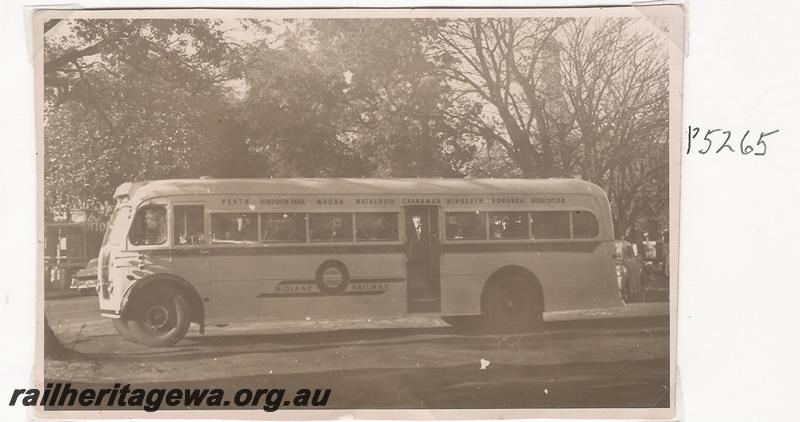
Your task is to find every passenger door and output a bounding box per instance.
[404,205,441,313]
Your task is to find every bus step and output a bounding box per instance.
[410,298,438,302]
[408,301,440,313]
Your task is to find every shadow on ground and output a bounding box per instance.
[76,315,667,363]
[48,357,669,410]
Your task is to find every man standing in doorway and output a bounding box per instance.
[406,213,430,283]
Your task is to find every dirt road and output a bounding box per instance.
[45,295,670,409]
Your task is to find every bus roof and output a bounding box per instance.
[119,178,607,203]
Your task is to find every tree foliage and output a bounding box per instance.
[242,27,367,177]
[44,19,252,220]
[44,17,670,236]
[310,19,469,177]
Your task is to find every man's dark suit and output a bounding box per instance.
[406,222,430,281]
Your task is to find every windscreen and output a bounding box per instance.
[101,206,131,247]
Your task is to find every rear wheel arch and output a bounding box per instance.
[121,274,204,326]
[481,265,544,316]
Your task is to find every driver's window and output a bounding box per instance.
[129,205,167,246]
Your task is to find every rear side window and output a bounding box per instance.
[531,211,570,239]
[173,205,205,245]
[445,212,487,240]
[488,212,529,240]
[129,205,167,246]
[571,211,599,238]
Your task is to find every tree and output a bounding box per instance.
[242,19,471,178]
[242,29,369,177]
[432,18,570,178]
[42,17,670,237]
[558,19,669,236]
[431,17,669,235]
[43,19,252,220]
[310,19,469,177]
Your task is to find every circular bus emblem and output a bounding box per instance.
[315,260,350,295]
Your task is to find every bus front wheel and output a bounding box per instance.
[482,276,543,333]
[112,317,144,343]
[114,286,191,347]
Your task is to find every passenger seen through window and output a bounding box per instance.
[211,213,258,243]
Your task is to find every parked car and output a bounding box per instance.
[613,240,643,303]
[70,258,98,295]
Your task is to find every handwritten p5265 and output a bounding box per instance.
[686,126,779,156]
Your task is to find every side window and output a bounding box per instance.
[488,212,529,240]
[309,213,353,242]
[129,205,167,246]
[355,213,399,242]
[531,211,570,239]
[210,213,258,243]
[173,205,205,246]
[572,211,599,238]
[261,213,307,243]
[445,212,486,241]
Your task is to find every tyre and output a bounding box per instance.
[482,275,543,333]
[112,317,145,343]
[114,285,191,347]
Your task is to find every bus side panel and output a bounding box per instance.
[112,251,208,316]
[204,254,270,322]
[441,251,551,315]
[441,242,622,315]
[532,242,621,312]
[256,254,407,321]
[440,257,483,316]
[200,252,406,322]
[167,253,212,314]
[209,280,260,322]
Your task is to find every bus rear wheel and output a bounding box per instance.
[482,276,543,333]
[114,286,191,347]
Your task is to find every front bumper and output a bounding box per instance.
[70,277,98,291]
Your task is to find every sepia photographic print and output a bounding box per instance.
[33,6,683,420]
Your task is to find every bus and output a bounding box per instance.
[97,178,621,347]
